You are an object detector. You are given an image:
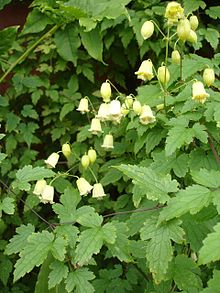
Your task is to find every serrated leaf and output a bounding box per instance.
[5,224,35,255]
[52,187,80,222]
[206,6,220,19]
[21,105,38,119]
[22,10,53,34]
[76,206,103,227]
[55,24,81,65]
[16,165,55,182]
[65,268,95,293]
[159,185,212,223]
[51,237,67,261]
[183,0,206,14]
[140,218,184,283]
[102,222,116,244]
[191,169,220,188]
[192,123,208,143]
[145,129,167,154]
[165,126,194,156]
[14,231,54,282]
[59,103,75,121]
[80,27,103,62]
[199,222,220,265]
[49,261,69,289]
[0,254,13,286]
[1,197,15,215]
[100,168,122,186]
[171,255,202,291]
[205,28,219,50]
[55,225,79,249]
[200,270,220,293]
[116,164,178,203]
[173,154,189,178]
[74,227,103,266]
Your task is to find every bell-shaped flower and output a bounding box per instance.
[165,1,184,23]
[96,103,110,121]
[62,143,71,158]
[203,68,215,87]
[76,177,93,196]
[33,179,47,196]
[100,82,111,102]
[92,183,106,199]
[109,100,121,119]
[125,95,133,108]
[76,98,89,114]
[133,100,142,115]
[135,60,154,81]
[45,152,59,168]
[41,185,54,204]
[157,66,170,84]
[192,81,209,104]
[101,134,114,149]
[89,118,102,135]
[139,105,156,125]
[141,21,154,40]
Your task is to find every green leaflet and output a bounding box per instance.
[200,270,220,293]
[65,268,95,293]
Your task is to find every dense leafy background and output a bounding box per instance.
[0,0,220,292]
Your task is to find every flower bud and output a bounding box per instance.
[81,154,90,169]
[100,82,111,102]
[156,103,164,111]
[88,148,97,164]
[189,15,199,31]
[45,152,59,168]
[157,66,170,84]
[76,98,89,114]
[33,180,47,196]
[192,81,210,104]
[96,103,110,121]
[62,143,71,158]
[133,100,142,115]
[76,177,93,196]
[101,134,114,149]
[141,21,154,40]
[89,118,102,135]
[125,95,133,108]
[165,2,184,23]
[187,30,197,44]
[171,50,181,64]
[177,19,191,41]
[139,105,156,125]
[135,60,154,81]
[109,100,121,118]
[121,103,130,116]
[203,68,215,87]
[41,185,54,204]
[92,183,106,198]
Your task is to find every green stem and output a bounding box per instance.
[164,26,170,92]
[106,79,121,96]
[88,166,98,183]
[151,20,166,38]
[0,24,60,84]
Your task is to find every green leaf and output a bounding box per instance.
[165,125,194,156]
[6,112,20,132]
[14,231,54,282]
[1,197,15,215]
[102,222,116,245]
[200,270,220,293]
[199,222,220,265]
[192,123,208,143]
[0,0,11,10]
[51,237,67,262]
[80,27,103,62]
[0,26,18,54]
[116,164,178,203]
[183,0,206,14]
[171,255,202,291]
[65,268,95,293]
[191,169,220,188]
[55,24,81,66]
[145,129,167,154]
[206,6,220,19]
[49,261,69,289]
[55,225,79,249]
[21,105,38,119]
[100,168,123,186]
[159,185,212,223]
[22,10,53,34]
[5,224,35,255]
[52,187,80,222]
[59,103,75,121]
[76,206,103,227]
[0,254,13,286]
[204,28,219,50]
[172,154,189,178]
[140,217,184,283]
[74,227,103,266]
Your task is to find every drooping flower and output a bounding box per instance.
[45,152,59,168]
[157,66,170,84]
[189,15,199,31]
[89,118,103,135]
[203,68,215,87]
[125,95,133,108]
[165,1,184,23]
[109,100,121,119]
[171,50,181,64]
[76,177,93,196]
[139,105,156,125]
[133,100,142,115]
[62,143,71,158]
[96,103,110,121]
[100,82,111,102]
[192,81,209,104]
[92,183,106,199]
[76,98,89,114]
[135,60,154,81]
[187,30,197,44]
[177,19,191,41]
[41,185,54,204]
[33,179,47,196]
[101,134,114,149]
[141,21,154,40]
